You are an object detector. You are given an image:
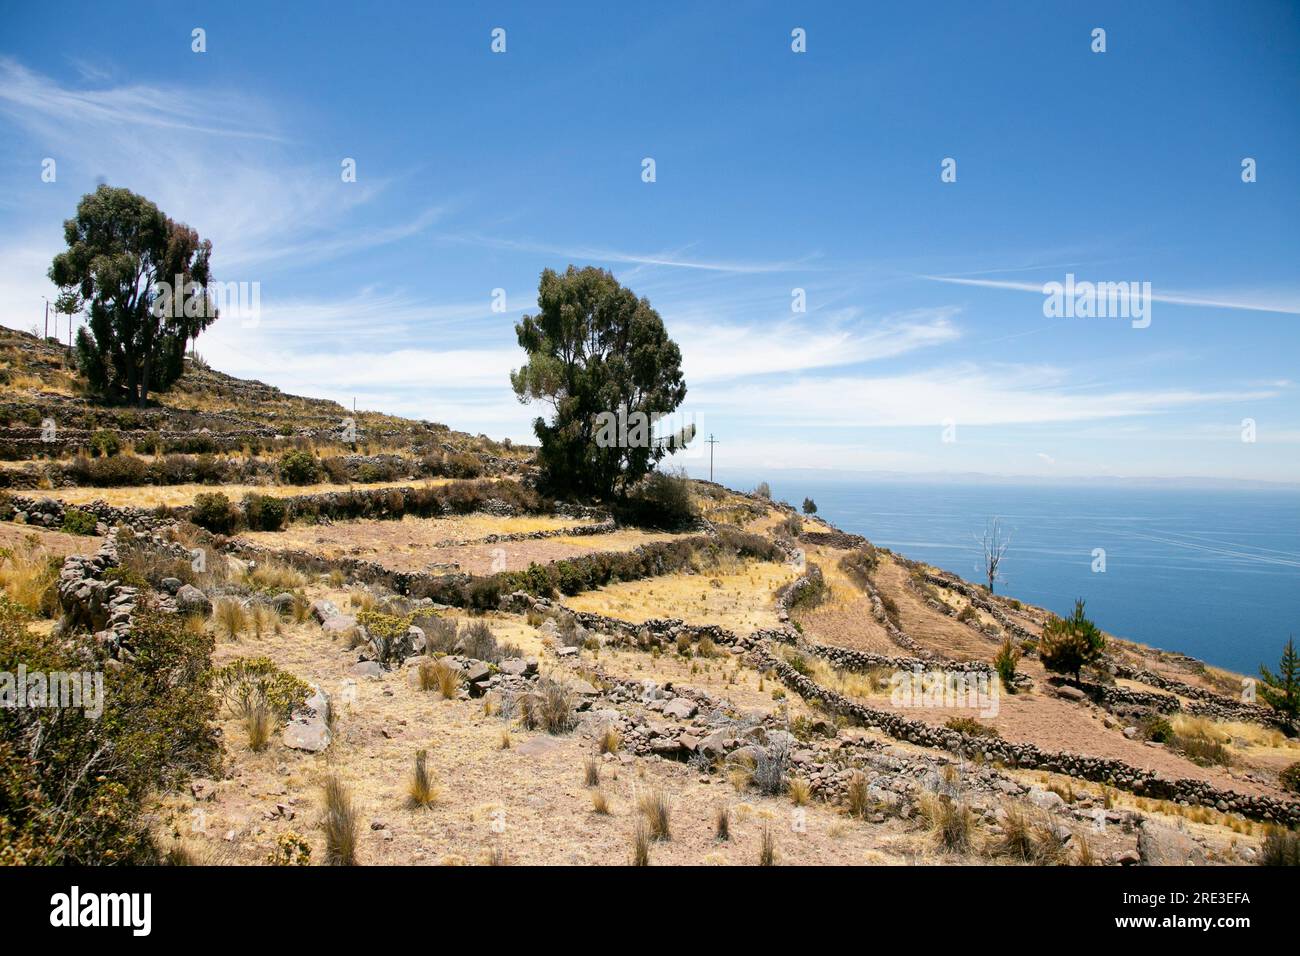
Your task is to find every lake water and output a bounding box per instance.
[755,478,1300,675]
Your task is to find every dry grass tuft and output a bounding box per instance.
[598,724,622,754]
[419,659,461,699]
[920,794,976,854]
[759,824,776,866]
[590,788,610,815]
[638,790,671,841]
[244,701,272,752]
[715,805,730,841]
[583,756,601,788]
[0,538,60,616]
[214,598,247,640]
[322,775,359,866]
[407,749,439,807]
[845,771,871,819]
[631,820,651,866]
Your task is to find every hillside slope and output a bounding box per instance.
[1,328,1297,867]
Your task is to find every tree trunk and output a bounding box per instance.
[139,355,151,407]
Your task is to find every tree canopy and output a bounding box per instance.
[1259,636,1300,719]
[48,185,217,405]
[510,266,688,498]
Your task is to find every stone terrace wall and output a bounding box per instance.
[753,643,1300,827]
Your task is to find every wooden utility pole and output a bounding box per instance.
[43,298,49,339]
[706,433,719,482]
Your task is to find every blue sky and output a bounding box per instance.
[2,1,1298,484]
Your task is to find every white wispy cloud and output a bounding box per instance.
[919,274,1300,316]
[436,233,819,274]
[0,60,441,280]
[694,365,1280,428]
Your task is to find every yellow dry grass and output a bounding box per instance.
[240,512,600,553]
[564,559,798,633]
[1170,714,1300,754]
[44,477,462,508]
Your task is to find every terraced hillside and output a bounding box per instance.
[2,331,1298,867]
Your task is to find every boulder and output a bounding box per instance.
[499,657,535,677]
[283,687,331,752]
[1026,787,1067,811]
[662,698,698,720]
[310,598,340,624]
[270,592,296,615]
[174,584,212,616]
[352,661,383,679]
[1054,684,1088,703]
[160,577,182,595]
[322,614,358,638]
[407,625,426,654]
[1137,820,1206,866]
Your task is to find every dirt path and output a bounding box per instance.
[873,556,1001,661]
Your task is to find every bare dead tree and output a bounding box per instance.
[977,518,1011,593]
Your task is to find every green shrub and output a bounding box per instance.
[622,469,697,529]
[0,599,219,864]
[1038,599,1105,680]
[1172,733,1232,767]
[1140,714,1174,743]
[242,493,286,532]
[356,609,413,665]
[89,429,120,457]
[67,453,150,486]
[838,546,879,587]
[444,452,484,479]
[191,492,235,534]
[945,716,1001,738]
[211,656,311,721]
[802,497,817,514]
[278,449,319,485]
[994,637,1021,691]
[60,507,97,535]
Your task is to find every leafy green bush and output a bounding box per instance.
[945,716,1001,738]
[60,507,97,535]
[802,497,817,514]
[278,449,320,485]
[1038,599,1105,680]
[1140,714,1174,743]
[838,547,879,587]
[66,452,150,486]
[242,493,286,532]
[211,656,311,721]
[622,469,697,529]
[994,637,1021,691]
[444,452,483,479]
[190,491,235,534]
[89,429,120,457]
[0,598,219,864]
